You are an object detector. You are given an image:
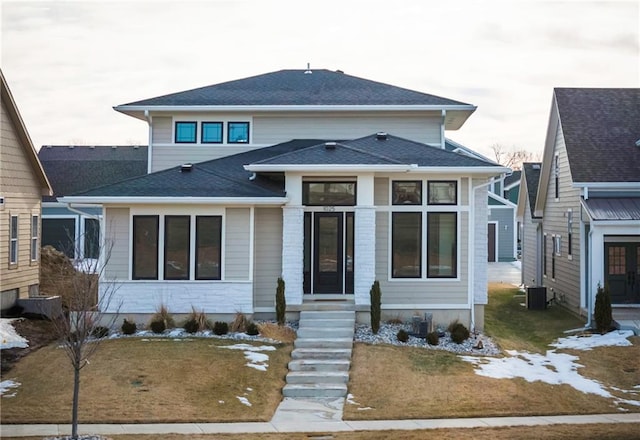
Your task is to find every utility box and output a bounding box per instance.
[527,287,547,310]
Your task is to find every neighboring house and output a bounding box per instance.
[521,88,640,323]
[38,145,147,260]
[503,170,521,204]
[517,162,542,287]
[444,139,518,262]
[0,70,52,310]
[60,69,508,330]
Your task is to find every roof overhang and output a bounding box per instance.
[244,164,509,175]
[114,104,476,130]
[59,196,288,206]
[581,197,640,222]
[573,182,640,188]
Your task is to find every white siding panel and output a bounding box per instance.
[253,208,282,308]
[225,208,250,280]
[374,177,389,205]
[151,144,264,172]
[104,207,129,280]
[151,117,172,144]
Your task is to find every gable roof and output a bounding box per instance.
[114,69,476,130]
[1,69,52,196]
[554,88,640,183]
[582,198,640,221]
[61,134,507,203]
[503,170,522,189]
[517,162,542,219]
[38,145,148,202]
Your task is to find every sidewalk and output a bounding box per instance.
[2,413,639,437]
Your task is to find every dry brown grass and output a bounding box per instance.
[4,423,640,440]
[259,322,297,343]
[0,337,291,424]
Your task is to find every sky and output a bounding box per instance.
[1,0,638,160]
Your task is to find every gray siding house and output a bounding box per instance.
[522,88,640,328]
[60,69,508,330]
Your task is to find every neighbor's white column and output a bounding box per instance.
[355,174,376,305]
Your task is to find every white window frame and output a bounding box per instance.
[9,214,18,265]
[31,214,39,262]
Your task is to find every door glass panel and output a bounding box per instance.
[318,217,338,272]
[608,246,626,275]
[346,214,354,273]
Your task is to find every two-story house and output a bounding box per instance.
[0,70,52,310]
[520,88,640,332]
[60,69,508,330]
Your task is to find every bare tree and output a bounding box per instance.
[43,231,120,440]
[490,143,539,170]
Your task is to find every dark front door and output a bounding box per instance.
[314,213,343,293]
[605,243,640,304]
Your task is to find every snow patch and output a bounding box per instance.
[0,379,21,397]
[550,330,634,351]
[218,344,275,371]
[236,396,252,406]
[0,319,28,350]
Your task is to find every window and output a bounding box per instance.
[551,235,559,279]
[164,216,190,280]
[42,218,76,258]
[201,122,223,143]
[428,213,457,278]
[133,216,159,280]
[554,235,562,256]
[392,181,422,205]
[554,154,559,199]
[196,216,222,280]
[84,218,100,259]
[175,121,197,143]
[428,181,457,205]
[10,215,18,265]
[567,210,573,257]
[543,234,548,277]
[31,215,38,261]
[303,182,356,206]
[392,212,422,278]
[227,122,249,143]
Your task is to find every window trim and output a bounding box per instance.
[31,215,39,262]
[9,214,18,265]
[174,121,197,143]
[427,180,458,205]
[132,215,159,280]
[227,121,250,144]
[201,121,223,144]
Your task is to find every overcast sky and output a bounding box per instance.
[1,1,638,160]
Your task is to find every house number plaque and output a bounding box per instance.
[323,206,336,212]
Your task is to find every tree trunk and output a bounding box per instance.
[72,366,80,439]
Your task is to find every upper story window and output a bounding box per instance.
[175,122,197,143]
[554,154,560,199]
[228,122,249,143]
[10,214,18,265]
[428,181,457,205]
[303,182,356,206]
[392,181,422,205]
[201,122,223,143]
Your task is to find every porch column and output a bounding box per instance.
[355,174,376,305]
[282,206,304,305]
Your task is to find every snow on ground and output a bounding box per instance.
[0,379,21,397]
[0,318,28,350]
[218,344,276,371]
[236,396,252,406]
[461,330,640,407]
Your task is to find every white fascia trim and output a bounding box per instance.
[58,196,288,205]
[488,192,518,208]
[590,220,640,226]
[244,164,417,172]
[573,182,640,189]
[410,166,510,175]
[115,104,477,113]
[42,201,65,208]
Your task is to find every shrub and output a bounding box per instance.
[121,319,137,335]
[149,319,166,334]
[594,283,613,334]
[213,321,229,335]
[230,312,249,333]
[246,322,259,336]
[151,303,175,330]
[184,307,209,333]
[183,318,199,334]
[449,321,470,344]
[276,277,286,326]
[91,326,109,339]
[427,331,439,346]
[386,315,403,325]
[397,329,409,343]
[370,280,382,334]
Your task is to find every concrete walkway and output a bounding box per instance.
[2,413,639,437]
[488,261,522,286]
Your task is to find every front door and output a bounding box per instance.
[314,213,343,293]
[605,243,640,304]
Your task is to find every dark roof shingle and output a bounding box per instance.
[522,162,542,217]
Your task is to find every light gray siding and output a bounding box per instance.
[374,177,389,205]
[522,201,540,287]
[104,207,129,280]
[253,208,283,308]
[151,144,263,172]
[224,208,250,280]
[253,114,442,145]
[488,206,516,261]
[151,117,172,144]
[542,122,582,311]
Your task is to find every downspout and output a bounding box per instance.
[440,110,446,149]
[469,177,495,332]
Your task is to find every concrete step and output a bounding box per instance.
[297,327,354,339]
[294,337,353,349]
[300,303,355,312]
[286,371,349,384]
[291,348,352,360]
[282,383,348,398]
[288,359,351,372]
[298,318,355,329]
[300,310,356,320]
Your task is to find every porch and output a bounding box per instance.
[613,307,640,335]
